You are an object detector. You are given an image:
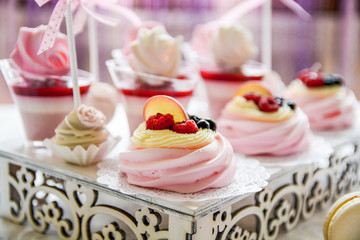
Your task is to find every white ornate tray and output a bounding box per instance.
[0,104,359,240]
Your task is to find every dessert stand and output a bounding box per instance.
[1,103,359,240]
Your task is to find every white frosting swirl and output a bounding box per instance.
[129,26,182,78]
[77,104,106,128]
[211,24,258,70]
[119,134,236,193]
[10,25,70,77]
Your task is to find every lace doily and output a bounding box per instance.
[254,136,333,168]
[97,156,269,202]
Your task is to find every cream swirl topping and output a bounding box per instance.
[225,96,294,122]
[132,122,216,149]
[10,25,70,77]
[129,26,182,78]
[211,23,258,70]
[55,105,109,150]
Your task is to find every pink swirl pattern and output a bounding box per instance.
[77,105,106,128]
[290,89,357,131]
[10,25,69,77]
[217,109,312,156]
[119,134,236,193]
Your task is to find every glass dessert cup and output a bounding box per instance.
[0,59,93,147]
[199,59,268,119]
[106,59,198,134]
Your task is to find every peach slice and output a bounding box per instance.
[143,95,189,123]
[235,82,272,97]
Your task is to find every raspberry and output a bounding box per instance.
[173,120,198,134]
[146,113,174,130]
[243,92,262,104]
[258,96,280,112]
[298,69,323,87]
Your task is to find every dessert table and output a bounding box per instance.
[1,103,359,240]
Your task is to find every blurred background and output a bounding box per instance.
[0,0,359,103]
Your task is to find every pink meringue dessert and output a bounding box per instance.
[107,25,198,134]
[0,25,92,145]
[217,83,312,156]
[287,67,358,131]
[118,95,236,193]
[191,23,285,119]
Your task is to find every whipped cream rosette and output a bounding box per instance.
[218,83,312,156]
[287,68,358,131]
[10,25,70,78]
[118,95,236,193]
[44,105,120,166]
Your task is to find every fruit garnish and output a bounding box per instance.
[323,74,343,86]
[298,68,343,88]
[244,92,262,104]
[189,114,217,131]
[258,95,280,112]
[146,113,174,130]
[143,95,188,123]
[234,83,271,98]
[286,100,296,110]
[173,120,198,134]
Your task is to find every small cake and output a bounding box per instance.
[119,95,236,193]
[45,105,119,166]
[192,23,285,119]
[54,104,109,150]
[324,192,360,240]
[217,83,312,156]
[287,67,357,131]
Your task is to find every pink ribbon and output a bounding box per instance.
[213,0,311,27]
[35,0,141,55]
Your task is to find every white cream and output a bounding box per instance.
[129,26,182,79]
[211,24,258,70]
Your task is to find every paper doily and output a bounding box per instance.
[97,156,270,202]
[254,136,333,168]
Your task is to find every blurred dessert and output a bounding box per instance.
[119,95,235,193]
[287,67,357,131]
[2,25,91,143]
[192,23,285,119]
[217,83,311,156]
[107,25,197,134]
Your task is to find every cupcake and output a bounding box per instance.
[287,67,358,131]
[191,23,285,119]
[118,95,236,193]
[217,83,312,156]
[44,105,119,166]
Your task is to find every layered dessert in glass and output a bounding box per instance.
[107,26,198,134]
[0,25,92,146]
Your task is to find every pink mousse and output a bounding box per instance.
[289,89,357,131]
[119,134,236,193]
[217,109,312,156]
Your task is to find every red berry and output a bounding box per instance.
[146,113,174,130]
[243,92,262,104]
[298,69,323,87]
[258,96,280,112]
[173,120,198,134]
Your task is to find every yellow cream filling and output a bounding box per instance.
[226,96,294,122]
[131,122,216,149]
[287,80,342,98]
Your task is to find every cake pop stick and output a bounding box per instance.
[65,1,81,108]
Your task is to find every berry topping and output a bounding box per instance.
[323,74,343,86]
[244,92,262,104]
[197,119,210,129]
[188,114,201,123]
[146,113,174,130]
[298,69,323,87]
[275,97,283,106]
[204,118,217,131]
[258,96,280,112]
[173,120,198,134]
[235,83,271,98]
[287,101,296,110]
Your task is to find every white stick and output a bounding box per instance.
[65,1,81,108]
[88,4,100,82]
[261,0,272,71]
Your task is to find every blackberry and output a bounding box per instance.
[188,114,201,123]
[197,119,210,129]
[287,101,296,110]
[323,74,343,86]
[204,118,216,131]
[275,97,283,106]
